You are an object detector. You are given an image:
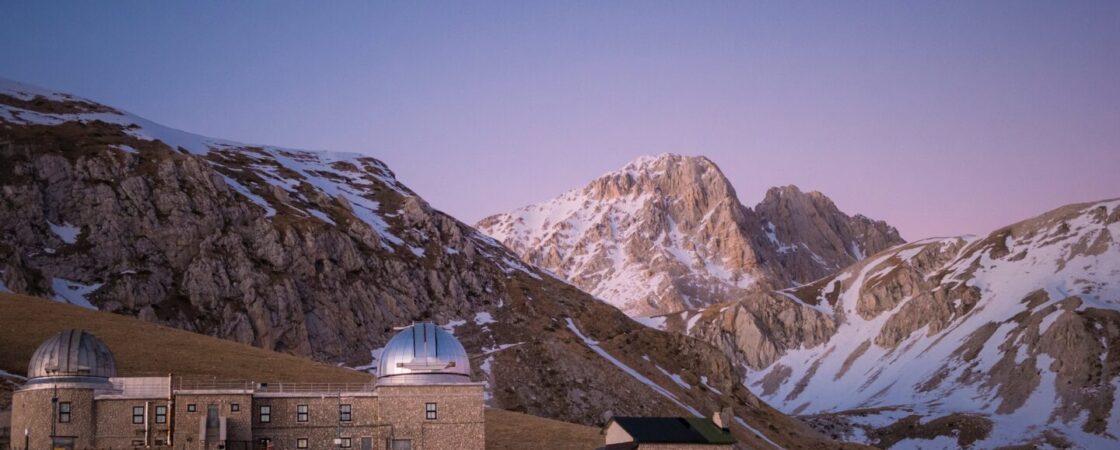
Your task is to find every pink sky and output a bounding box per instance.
[2,1,1117,239]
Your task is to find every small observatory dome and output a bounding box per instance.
[25,329,117,387]
[377,322,471,385]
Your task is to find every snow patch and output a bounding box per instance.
[474,311,495,326]
[734,416,785,450]
[307,208,336,225]
[700,376,723,394]
[565,318,701,416]
[889,435,958,450]
[51,278,102,309]
[655,365,692,389]
[352,346,385,374]
[114,144,139,154]
[632,315,666,330]
[219,174,276,217]
[48,221,81,244]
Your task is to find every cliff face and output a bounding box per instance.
[0,109,510,363]
[477,154,903,316]
[662,199,1120,448]
[755,185,903,285]
[0,79,858,449]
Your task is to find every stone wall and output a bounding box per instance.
[10,387,96,450]
[173,391,254,447]
[375,384,484,450]
[251,394,384,450]
[94,397,171,448]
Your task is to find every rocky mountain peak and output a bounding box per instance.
[478,155,903,316]
[583,154,738,208]
[754,184,904,282]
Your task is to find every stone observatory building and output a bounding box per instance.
[9,324,484,450]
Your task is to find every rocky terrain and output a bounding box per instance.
[0,78,862,449]
[656,199,1120,448]
[477,154,902,316]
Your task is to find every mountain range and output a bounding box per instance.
[0,78,858,449]
[3,77,1118,449]
[480,154,1120,447]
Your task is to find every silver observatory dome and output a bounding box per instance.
[24,329,117,388]
[377,323,471,385]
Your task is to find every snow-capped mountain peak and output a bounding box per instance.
[478,154,903,316]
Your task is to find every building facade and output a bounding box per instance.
[10,325,483,450]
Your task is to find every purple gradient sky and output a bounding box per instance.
[2,1,1118,239]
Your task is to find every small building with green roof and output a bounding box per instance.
[601,415,736,449]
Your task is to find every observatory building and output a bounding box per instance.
[9,324,484,450]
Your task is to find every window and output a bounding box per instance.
[425,402,437,420]
[187,404,196,413]
[58,402,71,423]
[340,437,352,448]
[297,404,309,422]
[339,404,352,422]
[259,405,271,423]
[231,403,240,412]
[296,438,309,449]
[155,406,167,424]
[132,406,145,424]
[391,439,412,450]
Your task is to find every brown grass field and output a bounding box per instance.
[0,292,601,449]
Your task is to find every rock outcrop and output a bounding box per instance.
[667,198,1120,448]
[477,154,903,316]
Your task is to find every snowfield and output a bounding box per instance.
[742,200,1120,448]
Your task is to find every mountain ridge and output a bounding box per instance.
[660,197,1120,448]
[477,153,904,316]
[0,78,855,449]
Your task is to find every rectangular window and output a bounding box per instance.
[155,405,167,424]
[132,406,145,424]
[297,438,309,449]
[187,403,196,412]
[339,404,352,422]
[297,404,309,422]
[259,405,271,423]
[425,402,437,420]
[58,402,71,423]
[340,437,352,448]
[231,403,240,412]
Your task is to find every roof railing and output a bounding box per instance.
[175,378,375,393]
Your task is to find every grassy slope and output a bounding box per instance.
[0,292,370,382]
[485,409,601,450]
[0,293,600,449]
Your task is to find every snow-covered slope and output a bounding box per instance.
[675,199,1120,448]
[477,154,902,316]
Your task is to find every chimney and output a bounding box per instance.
[712,407,732,431]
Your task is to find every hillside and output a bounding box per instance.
[477,154,902,316]
[657,198,1120,448]
[0,292,601,450]
[0,79,856,449]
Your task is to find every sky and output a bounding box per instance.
[1,1,1117,239]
